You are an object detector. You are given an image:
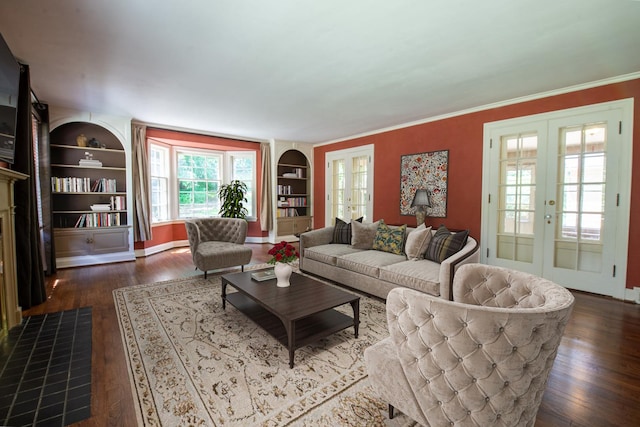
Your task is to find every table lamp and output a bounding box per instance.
[411,189,431,226]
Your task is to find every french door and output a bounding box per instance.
[325,145,374,225]
[482,100,632,298]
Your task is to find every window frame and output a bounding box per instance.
[149,143,171,223]
[148,144,257,223]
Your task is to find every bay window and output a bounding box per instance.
[149,143,256,223]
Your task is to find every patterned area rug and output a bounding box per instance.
[113,265,418,426]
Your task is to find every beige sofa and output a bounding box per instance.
[364,263,575,426]
[299,224,479,300]
[184,218,252,278]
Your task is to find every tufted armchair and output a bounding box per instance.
[184,218,252,278]
[364,263,575,426]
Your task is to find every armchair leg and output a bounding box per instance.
[204,271,208,279]
[389,404,395,419]
[241,265,244,272]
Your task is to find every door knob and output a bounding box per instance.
[544,214,552,219]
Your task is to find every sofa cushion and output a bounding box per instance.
[304,243,362,266]
[332,217,363,244]
[404,224,433,260]
[337,250,406,278]
[380,259,441,296]
[372,220,407,255]
[424,225,470,263]
[351,220,380,250]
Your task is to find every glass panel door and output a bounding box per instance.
[497,133,538,263]
[553,123,606,272]
[483,101,630,298]
[330,159,346,220]
[543,110,623,295]
[350,155,369,220]
[325,145,374,225]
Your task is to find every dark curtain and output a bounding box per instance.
[14,64,46,308]
[34,103,55,274]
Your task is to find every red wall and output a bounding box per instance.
[314,79,640,289]
[134,128,265,251]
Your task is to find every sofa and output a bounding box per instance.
[364,264,575,426]
[299,220,479,300]
[184,217,252,278]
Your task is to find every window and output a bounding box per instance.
[229,152,255,218]
[150,144,170,222]
[148,142,257,222]
[177,150,222,218]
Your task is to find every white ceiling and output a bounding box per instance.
[1,0,639,143]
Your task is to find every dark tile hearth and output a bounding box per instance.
[0,307,92,427]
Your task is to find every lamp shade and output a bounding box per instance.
[411,189,431,208]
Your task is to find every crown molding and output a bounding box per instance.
[317,72,640,146]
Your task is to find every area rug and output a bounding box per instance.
[113,265,418,426]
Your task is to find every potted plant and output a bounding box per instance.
[218,180,248,219]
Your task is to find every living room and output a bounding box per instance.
[1,1,640,426]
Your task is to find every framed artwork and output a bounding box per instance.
[400,149,448,218]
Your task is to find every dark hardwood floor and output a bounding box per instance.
[22,243,640,426]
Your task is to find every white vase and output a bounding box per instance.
[274,262,292,287]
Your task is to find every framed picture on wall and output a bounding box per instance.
[400,149,448,218]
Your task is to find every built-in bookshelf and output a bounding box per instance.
[50,121,130,259]
[276,149,311,236]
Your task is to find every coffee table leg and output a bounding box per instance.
[351,299,360,338]
[286,320,296,368]
[221,280,227,310]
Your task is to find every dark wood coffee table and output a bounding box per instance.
[221,270,360,368]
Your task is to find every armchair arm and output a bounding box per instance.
[299,226,334,270]
[184,220,201,263]
[299,226,333,250]
[438,235,479,300]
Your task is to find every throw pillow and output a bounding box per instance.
[405,224,433,260]
[332,217,363,244]
[372,220,407,255]
[351,220,380,250]
[424,225,470,263]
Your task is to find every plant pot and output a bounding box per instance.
[274,263,292,287]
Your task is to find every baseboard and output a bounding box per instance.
[134,240,189,257]
[134,237,269,258]
[56,251,136,268]
[624,287,640,304]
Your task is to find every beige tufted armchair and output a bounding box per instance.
[364,263,575,426]
[184,218,252,278]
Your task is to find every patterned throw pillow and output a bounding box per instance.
[332,217,363,244]
[424,225,469,263]
[351,220,380,249]
[372,220,407,255]
[404,224,433,260]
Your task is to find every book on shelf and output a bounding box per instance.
[52,177,117,193]
[277,184,293,195]
[110,195,125,210]
[276,208,301,217]
[73,212,122,228]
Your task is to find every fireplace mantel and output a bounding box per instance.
[0,166,27,339]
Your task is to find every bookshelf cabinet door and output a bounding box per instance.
[54,226,129,257]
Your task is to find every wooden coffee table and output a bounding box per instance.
[221,270,360,368]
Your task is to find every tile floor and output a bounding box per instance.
[0,307,92,426]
